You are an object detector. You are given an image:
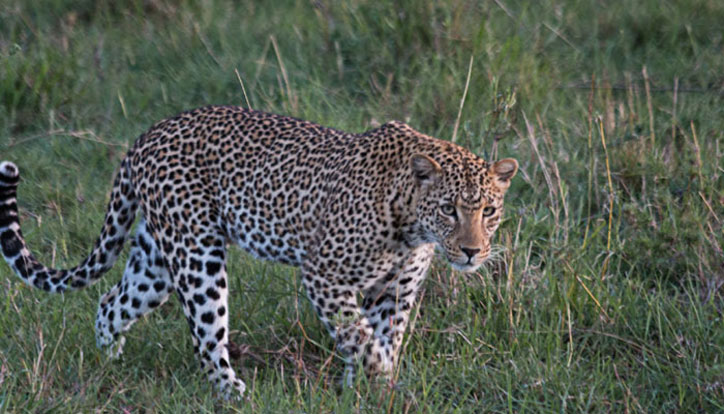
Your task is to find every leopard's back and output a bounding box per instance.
[128,106,357,265]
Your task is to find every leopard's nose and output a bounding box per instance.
[460,247,481,259]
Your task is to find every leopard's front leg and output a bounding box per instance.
[362,244,433,379]
[302,242,434,385]
[301,263,374,385]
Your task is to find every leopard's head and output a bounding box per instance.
[410,151,518,272]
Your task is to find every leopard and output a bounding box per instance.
[0,106,518,398]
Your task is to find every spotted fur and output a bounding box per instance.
[0,106,517,398]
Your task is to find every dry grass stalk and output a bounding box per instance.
[672,77,679,142]
[575,274,611,322]
[452,54,474,143]
[598,119,614,251]
[235,68,252,109]
[523,112,559,234]
[625,71,636,130]
[690,120,704,190]
[537,113,569,244]
[270,35,298,114]
[642,66,655,146]
[117,90,128,120]
[583,74,595,249]
[598,119,615,281]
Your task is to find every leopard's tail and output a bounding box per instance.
[0,158,138,293]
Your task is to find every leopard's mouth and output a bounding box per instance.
[450,261,481,272]
[446,254,487,273]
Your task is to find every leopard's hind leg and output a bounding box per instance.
[95,219,173,357]
[145,218,244,399]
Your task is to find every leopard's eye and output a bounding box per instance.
[440,204,457,217]
[482,206,496,217]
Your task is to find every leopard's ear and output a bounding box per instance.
[411,154,442,187]
[491,158,518,189]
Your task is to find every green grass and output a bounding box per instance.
[1,0,723,412]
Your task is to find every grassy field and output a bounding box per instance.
[1,0,723,412]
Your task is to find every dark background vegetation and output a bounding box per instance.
[1,0,723,412]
